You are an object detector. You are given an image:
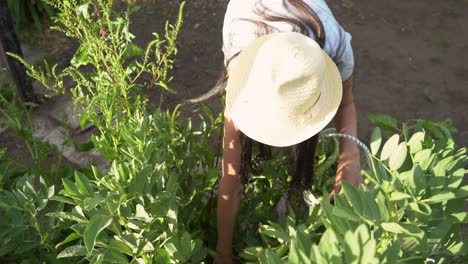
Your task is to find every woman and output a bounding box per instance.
[215,0,363,262]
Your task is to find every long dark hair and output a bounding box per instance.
[194,0,326,191]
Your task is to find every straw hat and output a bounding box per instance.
[225,32,343,147]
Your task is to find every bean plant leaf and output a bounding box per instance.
[423,186,468,204]
[46,212,87,223]
[260,224,290,242]
[381,135,400,161]
[289,227,312,264]
[57,245,87,258]
[413,149,432,164]
[343,224,379,264]
[55,233,82,249]
[83,214,113,254]
[370,127,382,155]
[368,113,398,131]
[389,142,407,171]
[381,222,424,238]
[448,168,465,189]
[262,249,284,264]
[318,229,343,263]
[408,165,426,194]
[342,182,381,221]
[390,191,411,201]
[407,132,425,154]
[155,249,171,264]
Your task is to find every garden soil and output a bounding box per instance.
[131,0,468,147]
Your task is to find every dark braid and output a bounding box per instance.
[289,135,318,191]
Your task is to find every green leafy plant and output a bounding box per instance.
[9,0,184,161]
[0,175,64,262]
[238,117,467,263]
[46,106,221,262]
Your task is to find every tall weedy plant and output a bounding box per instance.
[9,0,184,160]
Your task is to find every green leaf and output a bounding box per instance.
[108,239,133,256]
[155,249,171,264]
[123,44,144,60]
[56,233,82,249]
[47,212,87,223]
[381,222,424,238]
[62,178,81,197]
[450,212,468,223]
[343,224,378,264]
[390,191,412,201]
[15,241,40,254]
[342,182,381,221]
[368,113,398,131]
[260,224,290,242]
[446,240,468,255]
[103,249,130,263]
[135,204,151,221]
[370,127,382,155]
[318,229,343,263]
[75,171,93,196]
[423,186,468,204]
[84,214,113,254]
[80,114,88,129]
[333,195,361,222]
[408,165,426,195]
[380,134,400,161]
[406,202,431,222]
[407,132,425,154]
[57,245,87,258]
[389,142,407,170]
[447,168,465,189]
[83,194,107,211]
[180,232,192,259]
[422,120,444,138]
[240,247,263,261]
[203,167,220,191]
[71,45,92,67]
[262,249,285,264]
[413,149,432,164]
[289,227,312,264]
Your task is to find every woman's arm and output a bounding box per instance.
[332,76,363,195]
[215,114,243,263]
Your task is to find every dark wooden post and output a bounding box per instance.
[0,0,36,103]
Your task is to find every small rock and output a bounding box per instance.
[193,23,200,30]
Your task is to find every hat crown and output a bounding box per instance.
[248,33,327,117]
[225,32,343,147]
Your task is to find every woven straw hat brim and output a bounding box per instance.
[226,33,343,147]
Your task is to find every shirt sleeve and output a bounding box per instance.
[334,28,354,81]
[305,0,355,81]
